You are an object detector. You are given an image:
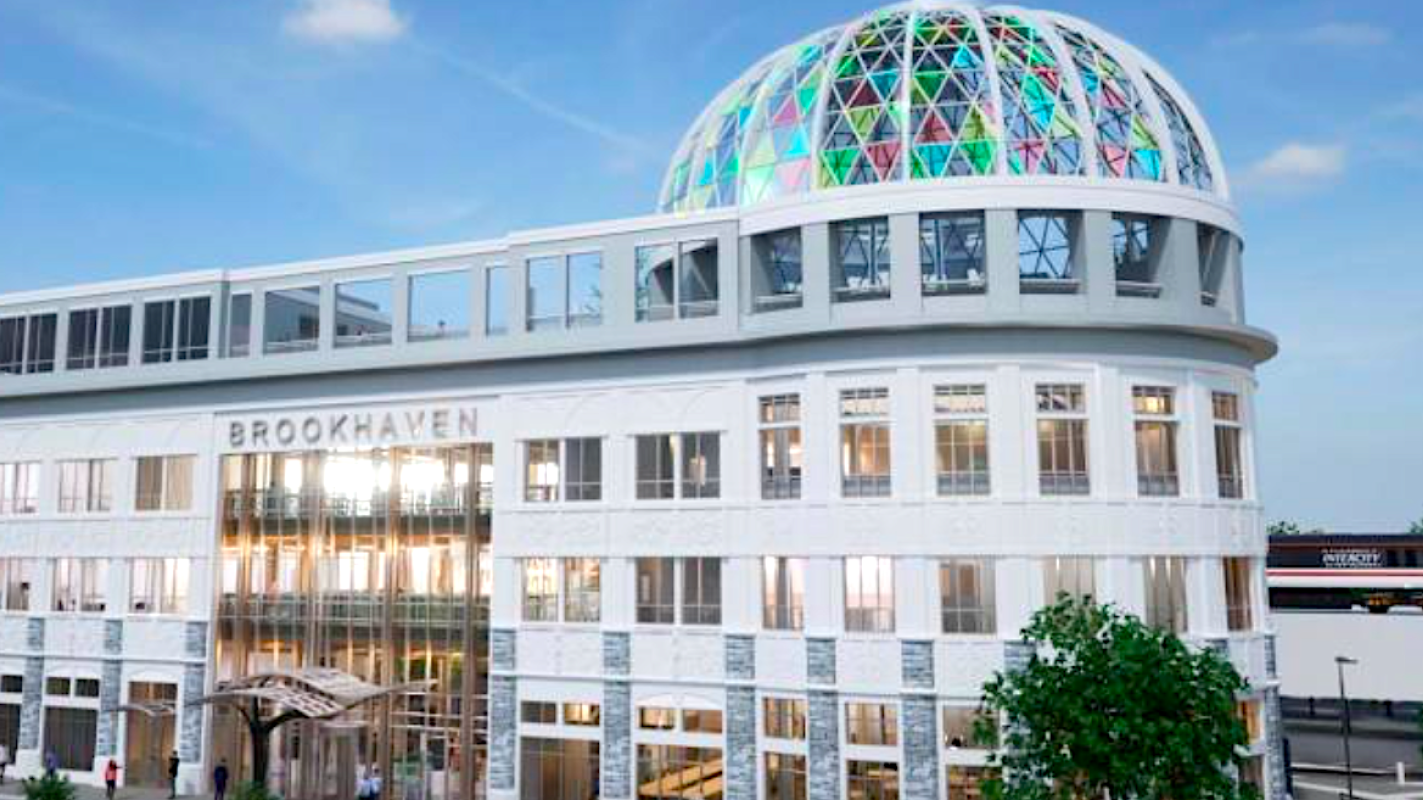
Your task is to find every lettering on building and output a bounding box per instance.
[226,406,478,452]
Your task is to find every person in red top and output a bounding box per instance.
[103,759,120,800]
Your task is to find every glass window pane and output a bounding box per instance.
[264,287,321,354]
[485,266,510,336]
[678,240,719,318]
[335,279,393,348]
[527,256,566,332]
[409,271,471,341]
[568,253,603,327]
[635,244,675,322]
[227,294,252,357]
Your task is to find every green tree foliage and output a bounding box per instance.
[1407,518,1423,536]
[978,598,1257,800]
[1266,520,1302,537]
[230,782,283,800]
[21,773,76,800]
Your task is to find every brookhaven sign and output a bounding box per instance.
[226,406,478,451]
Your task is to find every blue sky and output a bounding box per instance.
[0,0,1419,531]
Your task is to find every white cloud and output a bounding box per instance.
[283,0,406,46]
[1245,143,1346,183]
[1298,22,1390,48]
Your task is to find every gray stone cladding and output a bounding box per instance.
[901,696,940,800]
[602,681,632,800]
[808,690,841,800]
[18,657,42,750]
[180,663,206,762]
[901,640,934,690]
[184,621,208,659]
[1004,640,1034,673]
[807,638,836,686]
[25,619,43,651]
[603,632,630,677]
[489,675,517,791]
[725,635,755,682]
[95,659,123,756]
[1264,687,1286,800]
[491,628,517,673]
[1264,634,1277,678]
[103,620,123,656]
[725,686,757,800]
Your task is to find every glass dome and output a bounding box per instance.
[658,2,1224,213]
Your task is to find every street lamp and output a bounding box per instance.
[1336,655,1358,800]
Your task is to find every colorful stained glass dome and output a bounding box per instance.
[658,3,1222,213]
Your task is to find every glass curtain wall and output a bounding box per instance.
[215,444,493,800]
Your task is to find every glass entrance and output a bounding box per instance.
[124,682,177,788]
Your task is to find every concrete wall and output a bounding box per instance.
[1274,611,1423,701]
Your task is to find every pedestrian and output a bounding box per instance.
[368,765,382,800]
[43,750,57,778]
[0,741,9,784]
[356,769,373,800]
[167,751,180,799]
[104,758,120,800]
[212,759,229,800]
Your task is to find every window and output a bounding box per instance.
[522,558,558,622]
[636,745,722,800]
[568,253,604,327]
[524,438,602,503]
[264,286,321,354]
[635,558,675,624]
[135,455,196,512]
[763,697,807,739]
[0,463,40,515]
[66,305,131,369]
[934,385,990,495]
[844,556,894,633]
[753,229,803,312]
[635,433,719,500]
[637,707,676,730]
[635,240,719,321]
[1036,383,1089,495]
[43,707,97,771]
[0,675,21,694]
[940,559,995,634]
[226,293,252,357]
[142,297,211,362]
[485,265,510,336]
[520,738,600,800]
[53,559,107,613]
[45,677,71,697]
[408,270,471,341]
[920,212,986,294]
[1143,556,1187,633]
[1239,756,1264,795]
[1213,392,1244,499]
[765,753,808,800]
[840,388,891,497]
[1043,557,1095,605]
[1113,213,1160,295]
[564,438,602,501]
[759,394,803,500]
[526,256,564,332]
[1198,224,1229,306]
[943,706,996,750]
[0,313,58,374]
[1018,211,1077,290]
[846,761,898,800]
[835,218,891,301]
[0,560,37,611]
[763,557,805,631]
[1224,557,1253,631]
[521,701,557,725]
[946,766,995,800]
[58,459,115,513]
[1236,699,1263,743]
[563,703,601,727]
[562,558,601,624]
[845,702,898,746]
[130,558,189,615]
[334,278,393,348]
[682,709,723,734]
[1133,386,1179,496]
[524,440,560,502]
[681,558,722,626]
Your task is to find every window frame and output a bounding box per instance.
[1035,383,1090,496]
[920,211,987,295]
[759,394,803,501]
[843,555,895,634]
[839,388,892,498]
[1132,385,1180,497]
[762,556,805,632]
[634,238,720,322]
[633,432,721,501]
[834,217,892,302]
[933,384,990,496]
[939,558,996,635]
[1212,391,1246,500]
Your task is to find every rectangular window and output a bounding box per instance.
[1018,211,1077,292]
[130,558,189,615]
[635,434,675,500]
[563,703,601,727]
[334,278,393,348]
[844,556,894,634]
[682,709,723,734]
[1113,213,1160,295]
[1133,386,1179,496]
[568,252,603,328]
[763,557,805,631]
[935,384,990,495]
[636,433,718,500]
[53,559,107,613]
[1198,225,1229,305]
[564,438,602,502]
[1143,556,1187,634]
[0,313,58,374]
[562,558,600,624]
[753,229,803,312]
[520,701,557,725]
[940,559,995,634]
[1236,700,1262,743]
[0,463,40,515]
[58,459,115,513]
[846,761,899,800]
[484,265,510,336]
[522,558,558,622]
[637,707,676,730]
[524,440,561,502]
[678,239,719,318]
[264,286,321,354]
[635,241,718,322]
[681,558,722,626]
[835,218,891,302]
[1213,392,1244,499]
[765,753,808,800]
[1043,557,1095,605]
[1,560,37,611]
[226,293,252,357]
[43,707,97,771]
[845,702,898,746]
[635,244,675,322]
[66,305,131,370]
[759,394,803,500]
[946,766,996,800]
[134,455,195,512]
[680,432,720,499]
[1224,557,1253,632]
[45,677,71,697]
[526,256,565,332]
[635,557,676,625]
[920,212,986,294]
[408,270,471,341]
[519,738,600,800]
[763,697,807,740]
[943,706,996,750]
[1036,383,1089,495]
[636,745,723,800]
[1,675,22,694]
[840,388,891,498]
[143,297,211,362]
[524,438,602,503]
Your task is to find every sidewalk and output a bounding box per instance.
[0,782,205,800]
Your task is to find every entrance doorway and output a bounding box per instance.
[124,682,177,788]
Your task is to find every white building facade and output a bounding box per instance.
[0,5,1282,800]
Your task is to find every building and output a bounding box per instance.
[0,4,1283,800]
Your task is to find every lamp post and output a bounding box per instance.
[1336,655,1358,800]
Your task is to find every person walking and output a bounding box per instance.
[212,759,229,800]
[43,750,57,778]
[167,751,180,799]
[104,758,120,800]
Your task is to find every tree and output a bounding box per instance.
[978,598,1257,800]
[1408,518,1423,536]
[1267,520,1302,537]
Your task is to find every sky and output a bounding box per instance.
[0,0,1419,531]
